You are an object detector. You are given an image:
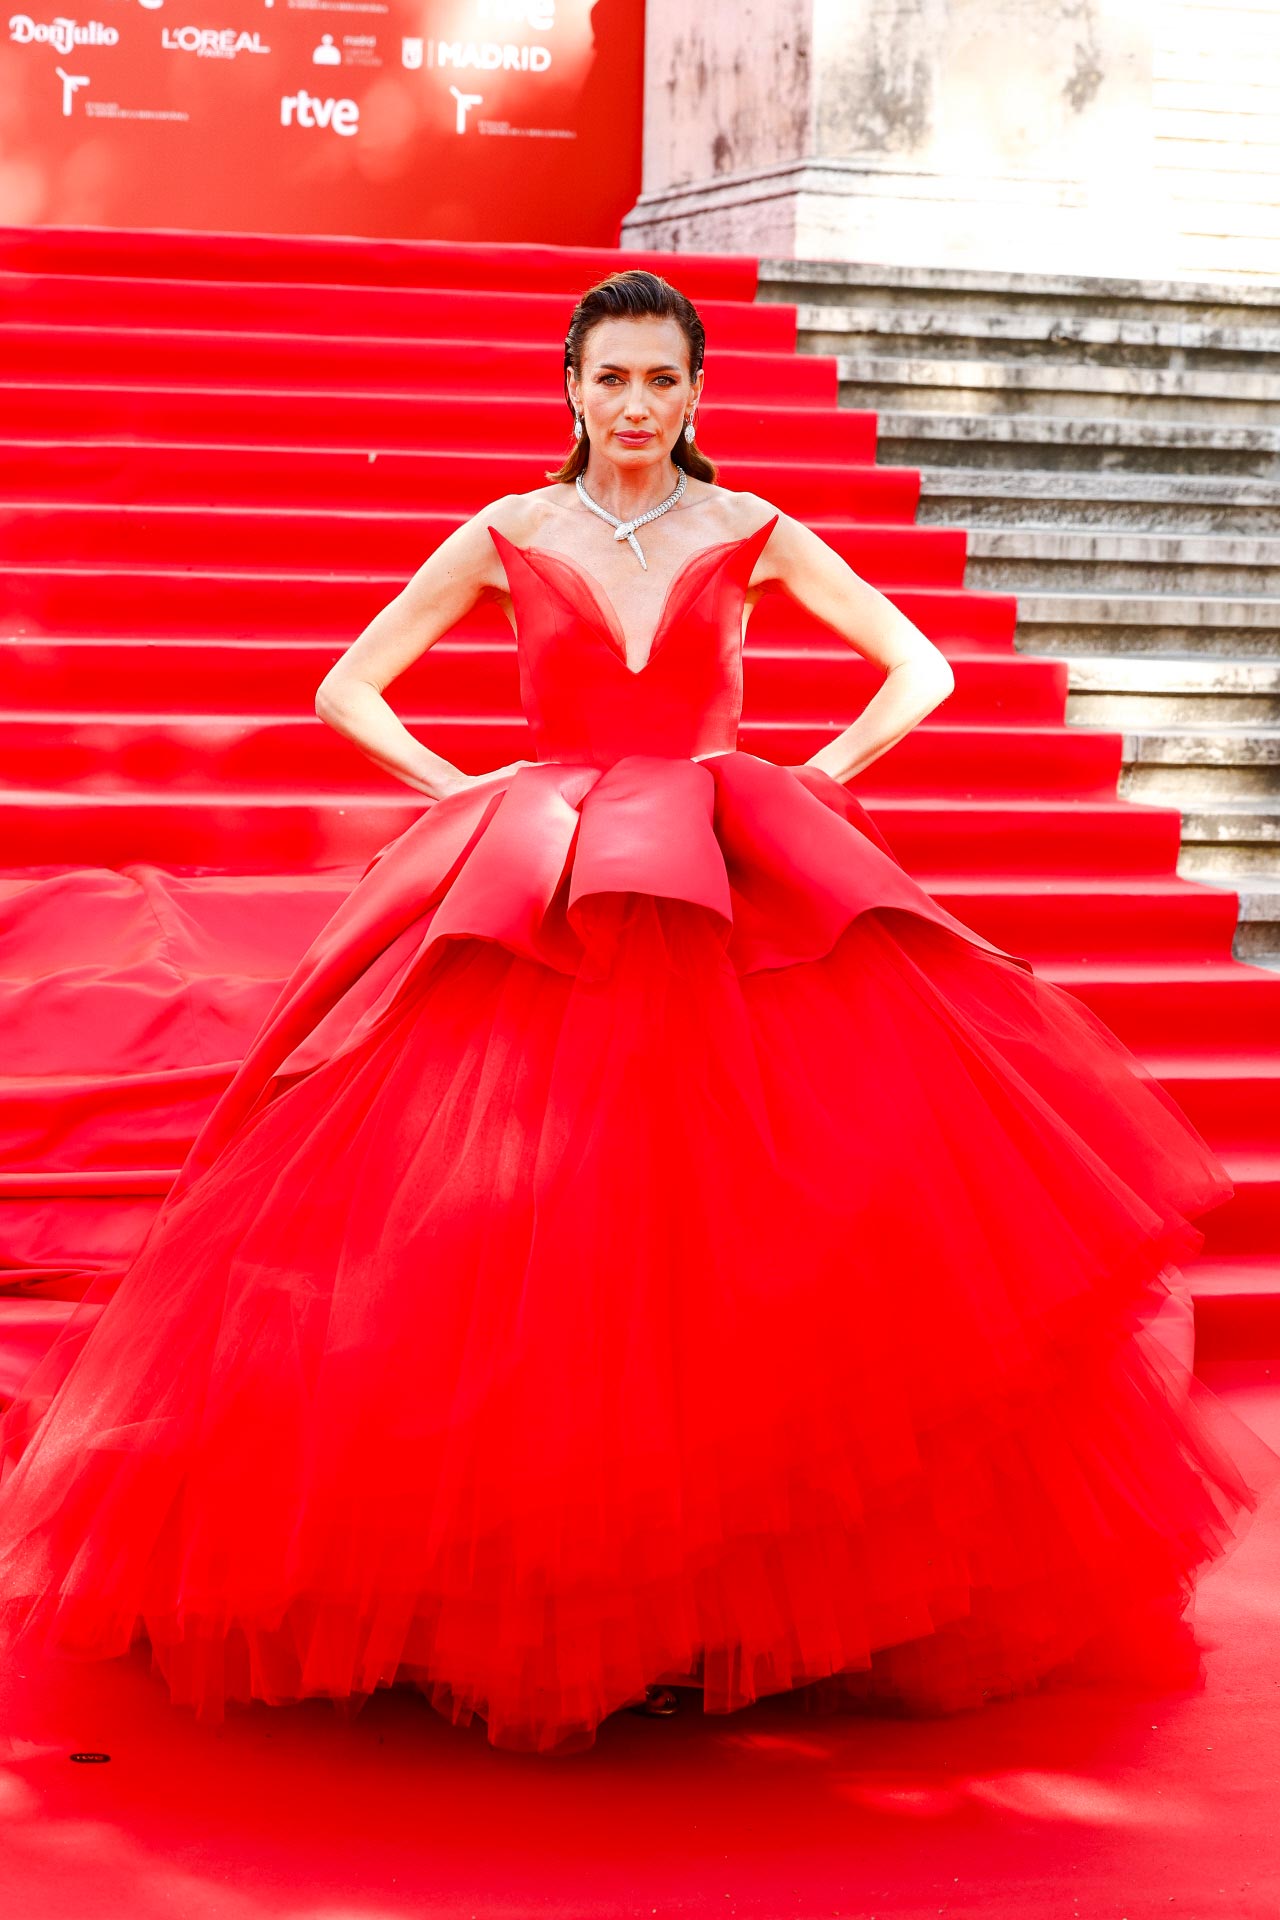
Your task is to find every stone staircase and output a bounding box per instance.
[757,262,1280,960]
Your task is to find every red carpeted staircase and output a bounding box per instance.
[1,225,1277,1375]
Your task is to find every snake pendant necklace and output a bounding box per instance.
[575,468,688,571]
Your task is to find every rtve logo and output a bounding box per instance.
[280,88,358,136]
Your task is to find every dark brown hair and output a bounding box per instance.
[547,269,717,485]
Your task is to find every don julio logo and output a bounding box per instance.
[9,15,119,50]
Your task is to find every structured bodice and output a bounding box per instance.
[488,515,779,768]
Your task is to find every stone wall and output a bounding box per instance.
[622,0,1280,280]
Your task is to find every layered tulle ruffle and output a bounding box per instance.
[0,753,1271,1752]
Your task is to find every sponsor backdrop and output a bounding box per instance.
[1,0,644,242]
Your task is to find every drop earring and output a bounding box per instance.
[573,413,584,443]
[684,414,697,444]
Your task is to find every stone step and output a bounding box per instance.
[964,527,1280,594]
[1228,890,1280,967]
[1114,727,1280,801]
[1229,881,1280,963]
[1231,868,1280,909]
[796,303,1280,373]
[1168,800,1280,874]
[759,258,1280,327]
[837,354,1280,422]
[876,410,1280,478]
[1013,591,1280,656]
[1065,655,1280,726]
[917,468,1280,533]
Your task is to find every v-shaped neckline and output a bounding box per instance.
[490,518,778,677]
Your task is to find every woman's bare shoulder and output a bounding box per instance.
[480,484,576,548]
[686,483,785,539]
[428,486,573,594]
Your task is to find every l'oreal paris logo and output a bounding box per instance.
[161,25,270,54]
[9,15,119,48]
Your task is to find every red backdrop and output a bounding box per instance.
[0,0,645,244]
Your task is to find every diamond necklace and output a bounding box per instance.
[575,467,687,570]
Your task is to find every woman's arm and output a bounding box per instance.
[753,509,956,785]
[314,503,523,801]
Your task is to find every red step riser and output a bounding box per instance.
[0,514,966,587]
[0,571,1016,650]
[0,453,921,524]
[928,890,1239,962]
[0,328,840,404]
[1157,1075,1280,1150]
[2,796,1184,877]
[0,389,881,463]
[71,714,1076,801]
[0,717,1121,799]
[0,229,762,300]
[1200,1183,1280,1258]
[4,274,797,352]
[1067,982,1280,1055]
[1193,1300,1280,1363]
[880,811,1183,876]
[0,642,1069,724]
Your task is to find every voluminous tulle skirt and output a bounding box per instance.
[0,873,1271,1752]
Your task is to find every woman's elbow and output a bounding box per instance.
[315,672,358,724]
[930,655,956,705]
[911,649,955,713]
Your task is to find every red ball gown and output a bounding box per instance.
[0,513,1273,1754]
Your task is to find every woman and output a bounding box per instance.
[0,270,1272,1755]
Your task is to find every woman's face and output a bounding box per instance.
[567,316,703,471]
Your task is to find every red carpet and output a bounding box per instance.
[0,1365,1273,1917]
[1,227,1279,1908]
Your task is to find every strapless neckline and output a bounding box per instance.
[489,517,778,677]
